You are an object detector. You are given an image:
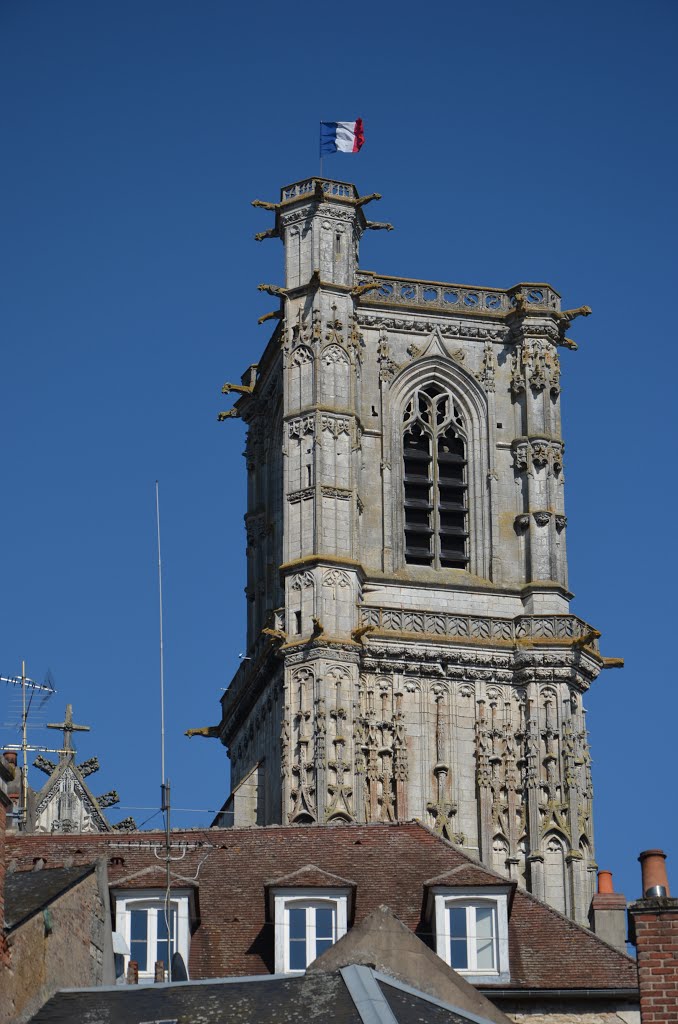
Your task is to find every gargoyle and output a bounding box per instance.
[222,381,255,396]
[251,199,280,212]
[258,309,284,325]
[262,626,287,644]
[254,227,279,242]
[351,624,376,643]
[185,724,221,739]
[557,305,592,323]
[601,657,624,669]
[311,617,324,638]
[351,282,378,298]
[365,220,394,231]
[217,409,241,421]
[573,628,601,650]
[354,192,382,208]
[512,291,529,315]
[258,283,288,298]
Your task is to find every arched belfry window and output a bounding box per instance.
[403,384,468,569]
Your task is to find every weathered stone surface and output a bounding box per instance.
[219,178,604,924]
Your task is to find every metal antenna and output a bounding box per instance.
[155,481,166,787]
[0,665,56,828]
[155,481,172,982]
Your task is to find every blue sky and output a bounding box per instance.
[1,1,676,902]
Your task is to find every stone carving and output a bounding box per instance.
[377,328,399,383]
[533,511,552,527]
[320,416,351,436]
[112,817,137,833]
[322,569,351,588]
[512,438,564,476]
[321,486,351,500]
[475,342,496,392]
[287,487,315,502]
[555,515,568,532]
[290,345,313,366]
[291,571,315,590]
[288,416,315,438]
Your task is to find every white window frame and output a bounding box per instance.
[112,888,193,983]
[430,886,510,984]
[271,887,349,974]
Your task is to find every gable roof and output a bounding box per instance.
[266,863,357,890]
[32,756,112,832]
[5,820,638,992]
[4,864,96,931]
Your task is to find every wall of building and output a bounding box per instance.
[1,868,111,1024]
[503,1009,639,1023]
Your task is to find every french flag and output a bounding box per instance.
[320,119,365,154]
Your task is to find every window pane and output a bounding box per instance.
[315,938,333,958]
[156,907,177,968]
[450,939,468,970]
[448,907,467,939]
[476,937,495,970]
[289,907,306,940]
[474,906,495,970]
[475,907,494,939]
[289,939,306,970]
[315,907,334,941]
[130,909,148,971]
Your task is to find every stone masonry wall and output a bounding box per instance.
[1,870,107,1024]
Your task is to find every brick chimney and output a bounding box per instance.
[628,849,678,1023]
[0,753,16,966]
[589,869,627,952]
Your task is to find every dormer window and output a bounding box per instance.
[286,898,339,971]
[112,888,194,984]
[447,901,497,972]
[403,385,469,569]
[270,885,351,974]
[428,886,510,983]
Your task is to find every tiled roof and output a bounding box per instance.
[4,864,95,931]
[6,821,637,992]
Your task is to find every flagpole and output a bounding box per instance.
[319,122,323,178]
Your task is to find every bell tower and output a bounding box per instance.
[213,177,621,925]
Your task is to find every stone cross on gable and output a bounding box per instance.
[47,704,90,757]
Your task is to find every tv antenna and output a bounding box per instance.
[155,481,174,981]
[0,663,57,826]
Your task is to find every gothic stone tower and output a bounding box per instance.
[215,177,620,925]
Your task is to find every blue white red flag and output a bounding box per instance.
[320,119,365,154]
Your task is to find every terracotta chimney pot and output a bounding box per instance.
[597,869,614,894]
[639,849,670,897]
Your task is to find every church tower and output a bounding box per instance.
[213,177,621,925]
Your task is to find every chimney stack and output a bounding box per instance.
[628,849,678,1023]
[639,850,669,898]
[588,869,627,953]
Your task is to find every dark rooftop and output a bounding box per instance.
[27,967,496,1024]
[4,864,95,931]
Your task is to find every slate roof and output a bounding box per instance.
[27,968,499,1024]
[4,864,96,931]
[5,821,638,992]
